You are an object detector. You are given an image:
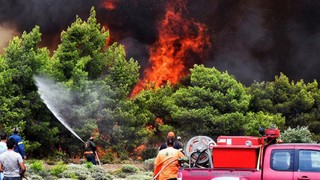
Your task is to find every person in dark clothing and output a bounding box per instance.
[84,137,97,165]
[9,128,26,160]
[159,132,183,151]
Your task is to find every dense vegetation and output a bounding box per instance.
[0,7,319,161]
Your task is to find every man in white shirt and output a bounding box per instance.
[0,133,7,154]
[0,133,7,180]
[0,138,26,180]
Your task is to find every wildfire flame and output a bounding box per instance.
[101,0,117,10]
[131,0,211,96]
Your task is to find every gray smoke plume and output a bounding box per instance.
[2,0,320,85]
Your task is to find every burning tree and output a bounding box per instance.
[131,0,211,96]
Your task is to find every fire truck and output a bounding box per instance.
[177,128,320,180]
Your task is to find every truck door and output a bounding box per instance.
[263,149,294,180]
[293,149,320,180]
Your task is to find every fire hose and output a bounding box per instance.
[95,151,101,165]
[153,157,188,180]
[191,148,210,168]
[152,157,178,180]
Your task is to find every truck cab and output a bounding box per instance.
[177,128,320,180]
[262,143,320,180]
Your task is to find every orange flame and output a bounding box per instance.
[101,0,117,10]
[131,0,211,96]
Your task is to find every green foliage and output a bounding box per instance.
[126,172,153,180]
[281,126,315,143]
[52,163,112,180]
[29,160,45,173]
[247,73,320,137]
[59,164,91,179]
[118,151,129,160]
[52,7,108,84]
[85,161,94,169]
[169,65,251,138]
[121,164,140,173]
[100,152,115,164]
[69,172,79,179]
[104,43,140,99]
[190,64,251,113]
[26,174,44,180]
[243,112,285,136]
[48,7,143,157]
[142,158,155,171]
[0,25,58,157]
[99,99,153,158]
[52,150,66,161]
[142,147,158,160]
[50,161,67,176]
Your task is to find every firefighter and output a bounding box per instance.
[159,132,183,151]
[84,136,97,165]
[176,136,184,152]
[9,128,26,160]
[154,136,186,180]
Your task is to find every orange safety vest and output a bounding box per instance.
[153,147,185,180]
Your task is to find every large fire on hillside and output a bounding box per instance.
[1,0,320,88]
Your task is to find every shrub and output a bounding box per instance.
[91,171,113,180]
[29,160,45,172]
[89,165,111,180]
[25,174,44,180]
[143,158,155,171]
[53,150,68,161]
[59,164,91,179]
[85,162,94,169]
[100,152,115,164]
[142,147,158,160]
[70,172,79,179]
[50,161,67,176]
[121,164,140,173]
[45,159,56,165]
[118,151,129,160]
[126,172,153,180]
[282,126,315,143]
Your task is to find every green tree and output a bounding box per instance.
[0,26,59,156]
[104,43,140,99]
[49,7,143,158]
[247,73,320,136]
[103,99,153,158]
[132,85,175,142]
[51,7,109,86]
[281,126,315,143]
[170,64,252,139]
[243,111,285,136]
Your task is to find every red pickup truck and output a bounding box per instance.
[178,128,320,180]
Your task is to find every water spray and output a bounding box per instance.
[34,76,84,143]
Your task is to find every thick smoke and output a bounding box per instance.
[0,0,93,50]
[1,0,320,85]
[0,24,18,53]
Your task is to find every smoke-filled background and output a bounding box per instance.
[1,0,320,85]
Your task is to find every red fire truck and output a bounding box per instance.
[177,128,320,180]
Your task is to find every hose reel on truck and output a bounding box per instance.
[184,136,216,168]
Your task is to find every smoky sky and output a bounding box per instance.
[1,0,320,85]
